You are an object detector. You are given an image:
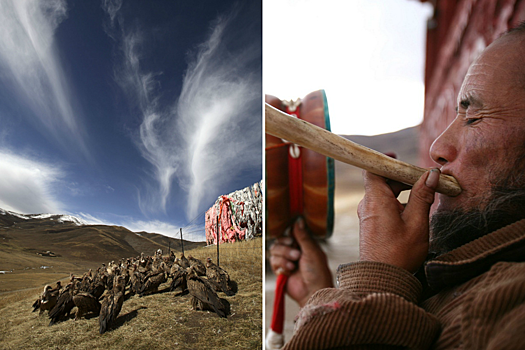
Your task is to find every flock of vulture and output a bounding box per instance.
[31,250,235,334]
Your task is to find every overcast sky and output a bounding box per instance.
[264,0,433,136]
[0,0,262,241]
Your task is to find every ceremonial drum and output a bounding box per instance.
[265,90,335,239]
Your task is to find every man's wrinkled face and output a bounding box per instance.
[427,33,525,255]
[429,34,525,215]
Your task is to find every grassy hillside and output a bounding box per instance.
[0,215,205,293]
[0,238,262,350]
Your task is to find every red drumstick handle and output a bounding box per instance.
[267,273,288,349]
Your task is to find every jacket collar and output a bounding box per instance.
[424,219,525,291]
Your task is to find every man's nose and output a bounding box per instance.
[429,120,458,167]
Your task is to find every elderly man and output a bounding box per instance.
[270,23,525,349]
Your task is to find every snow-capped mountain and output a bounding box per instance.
[0,208,88,226]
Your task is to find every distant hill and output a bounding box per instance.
[0,208,206,271]
[335,126,420,191]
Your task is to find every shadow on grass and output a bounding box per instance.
[113,306,147,329]
[84,312,99,320]
[173,289,189,297]
[229,280,238,294]
[124,291,134,301]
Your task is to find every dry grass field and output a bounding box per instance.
[0,238,262,350]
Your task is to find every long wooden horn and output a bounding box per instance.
[265,103,461,197]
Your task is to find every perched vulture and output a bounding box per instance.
[187,267,228,318]
[169,264,187,293]
[139,258,152,274]
[188,255,206,276]
[205,257,234,296]
[139,270,166,297]
[177,254,190,269]
[73,292,101,320]
[48,283,75,326]
[121,267,131,288]
[88,275,107,300]
[139,253,147,268]
[129,265,144,296]
[32,285,49,313]
[78,274,92,293]
[99,276,126,334]
[32,285,59,315]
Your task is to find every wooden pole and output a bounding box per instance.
[180,228,184,256]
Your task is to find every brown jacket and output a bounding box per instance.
[283,219,525,350]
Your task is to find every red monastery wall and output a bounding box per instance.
[419,0,525,167]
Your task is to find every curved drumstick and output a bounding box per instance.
[265,103,462,197]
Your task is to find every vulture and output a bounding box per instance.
[88,274,107,300]
[205,257,235,296]
[32,284,59,315]
[73,292,101,320]
[32,286,48,313]
[99,276,126,334]
[139,269,166,297]
[129,265,144,296]
[188,255,206,276]
[169,263,187,293]
[177,254,190,269]
[78,274,92,293]
[48,283,76,326]
[187,267,229,318]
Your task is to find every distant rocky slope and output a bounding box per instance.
[336,126,419,191]
[0,208,205,267]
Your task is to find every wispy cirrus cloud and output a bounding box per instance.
[102,3,261,219]
[0,0,90,160]
[0,149,65,214]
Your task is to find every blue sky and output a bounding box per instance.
[0,0,262,241]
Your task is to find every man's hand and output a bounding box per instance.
[358,169,440,273]
[269,217,334,307]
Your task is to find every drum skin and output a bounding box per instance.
[265,90,335,239]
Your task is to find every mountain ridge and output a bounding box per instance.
[0,208,206,285]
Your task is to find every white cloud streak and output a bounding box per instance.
[0,0,90,159]
[0,144,204,241]
[0,149,64,214]
[103,3,261,220]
